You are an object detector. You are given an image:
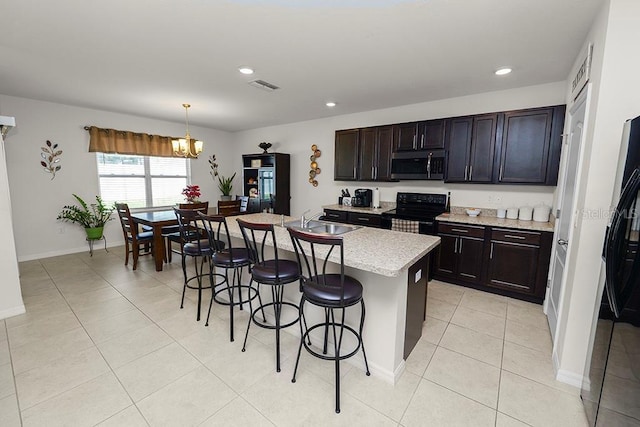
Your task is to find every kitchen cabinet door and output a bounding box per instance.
[497,107,564,185]
[418,119,446,149]
[335,129,359,180]
[468,114,497,183]
[358,126,394,181]
[359,128,376,181]
[445,117,473,182]
[393,122,418,151]
[376,126,394,180]
[457,236,485,283]
[434,234,457,278]
[487,241,539,294]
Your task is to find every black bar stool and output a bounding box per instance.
[287,228,370,414]
[237,219,301,372]
[174,207,217,321]
[199,213,258,341]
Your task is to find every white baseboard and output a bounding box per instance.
[0,304,25,320]
[552,350,586,389]
[18,245,106,262]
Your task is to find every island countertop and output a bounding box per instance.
[224,213,440,277]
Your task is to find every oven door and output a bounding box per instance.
[381,213,436,235]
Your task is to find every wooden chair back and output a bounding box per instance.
[218,200,242,217]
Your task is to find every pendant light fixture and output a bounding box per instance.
[172,103,203,158]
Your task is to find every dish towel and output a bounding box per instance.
[391,218,420,233]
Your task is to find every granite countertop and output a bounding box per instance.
[323,202,395,215]
[436,212,555,232]
[225,213,440,277]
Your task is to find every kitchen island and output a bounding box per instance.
[222,213,440,383]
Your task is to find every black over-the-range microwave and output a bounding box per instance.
[390,150,445,180]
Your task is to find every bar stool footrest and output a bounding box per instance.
[302,322,363,361]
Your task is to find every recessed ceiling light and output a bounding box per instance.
[495,67,512,76]
[326,102,336,107]
[238,67,254,75]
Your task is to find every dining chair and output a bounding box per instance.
[287,227,370,414]
[115,203,154,270]
[217,199,242,217]
[165,201,209,262]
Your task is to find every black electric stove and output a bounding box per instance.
[381,192,448,235]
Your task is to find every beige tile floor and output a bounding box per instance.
[0,248,589,426]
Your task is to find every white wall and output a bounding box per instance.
[231,82,567,217]
[553,0,640,383]
[0,95,233,261]
[0,131,25,319]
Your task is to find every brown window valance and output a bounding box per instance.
[85,126,198,158]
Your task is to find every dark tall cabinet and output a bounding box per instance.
[242,153,290,215]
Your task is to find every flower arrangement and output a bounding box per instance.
[182,185,201,203]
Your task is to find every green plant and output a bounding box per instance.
[57,194,114,228]
[217,172,236,196]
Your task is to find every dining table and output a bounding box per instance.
[131,210,178,271]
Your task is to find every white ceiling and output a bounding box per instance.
[0,0,603,132]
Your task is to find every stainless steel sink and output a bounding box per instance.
[284,220,359,235]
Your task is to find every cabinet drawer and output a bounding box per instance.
[348,212,382,227]
[323,210,348,223]
[438,222,485,238]
[491,228,541,246]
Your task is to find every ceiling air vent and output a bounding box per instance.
[249,79,280,92]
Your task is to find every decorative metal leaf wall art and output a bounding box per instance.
[40,140,62,179]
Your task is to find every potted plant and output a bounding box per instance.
[57,194,114,239]
[218,172,236,201]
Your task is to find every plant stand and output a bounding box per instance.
[87,236,107,257]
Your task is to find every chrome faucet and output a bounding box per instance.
[302,211,323,228]
[300,209,311,227]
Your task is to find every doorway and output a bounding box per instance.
[546,85,590,340]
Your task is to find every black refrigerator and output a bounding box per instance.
[581,115,640,426]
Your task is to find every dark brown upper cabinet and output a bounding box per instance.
[445,114,498,183]
[334,104,565,186]
[334,129,359,181]
[334,126,394,182]
[393,119,446,152]
[495,106,565,185]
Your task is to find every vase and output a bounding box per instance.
[220,195,232,201]
[85,226,104,240]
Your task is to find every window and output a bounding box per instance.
[97,153,190,208]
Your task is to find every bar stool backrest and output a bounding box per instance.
[174,207,208,252]
[197,213,236,255]
[237,219,280,272]
[287,228,346,305]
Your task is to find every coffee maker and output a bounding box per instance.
[353,189,372,207]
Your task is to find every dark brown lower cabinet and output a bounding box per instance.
[434,222,552,303]
[322,209,383,228]
[434,223,485,285]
